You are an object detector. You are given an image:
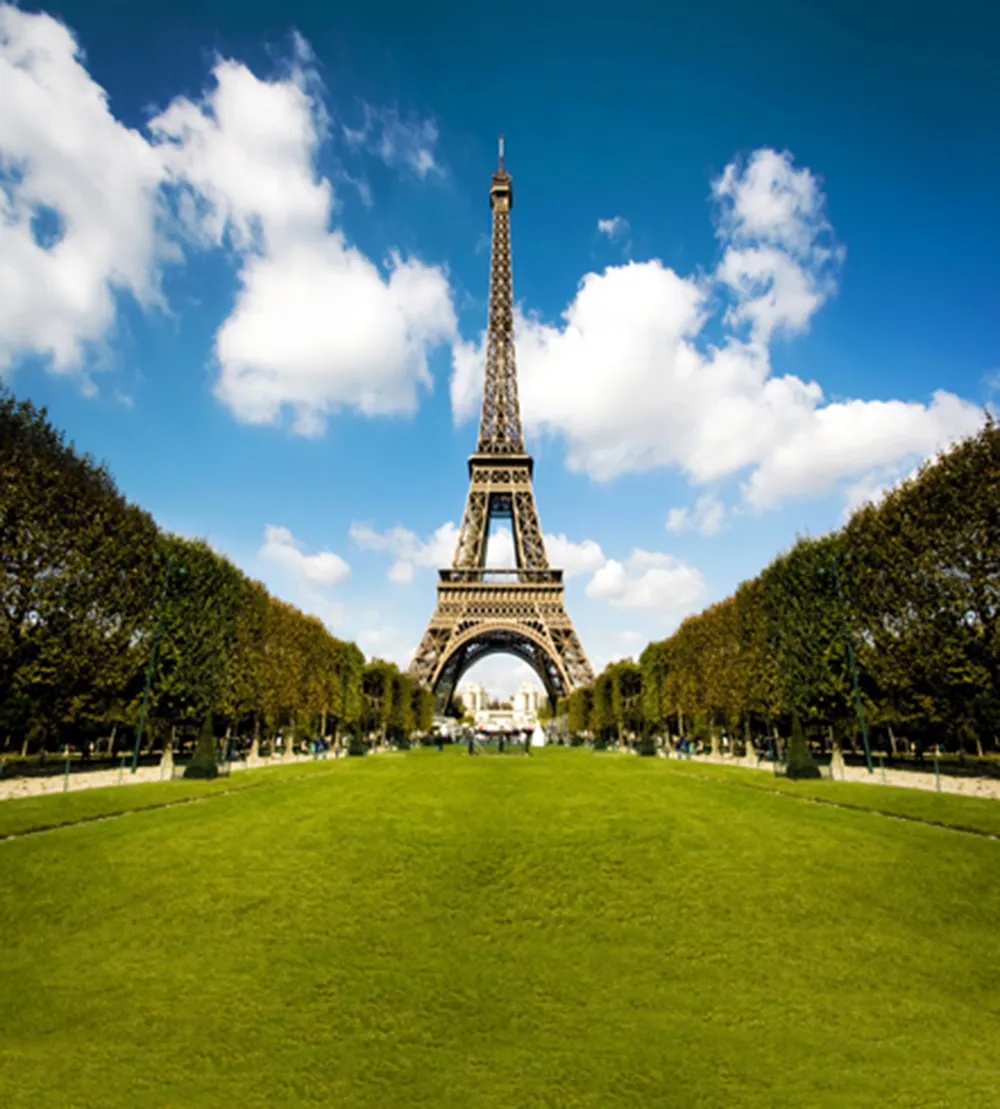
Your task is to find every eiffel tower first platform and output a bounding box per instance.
[409,139,595,710]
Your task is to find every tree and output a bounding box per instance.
[567,687,592,736]
[362,660,396,743]
[610,660,642,739]
[0,390,160,752]
[220,577,269,742]
[590,671,615,744]
[150,537,242,741]
[411,684,434,734]
[388,672,414,744]
[639,642,670,733]
[332,642,365,746]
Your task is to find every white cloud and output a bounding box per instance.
[716,244,828,344]
[356,624,416,667]
[543,533,607,576]
[485,526,516,568]
[666,494,726,536]
[712,147,830,256]
[597,216,629,240]
[611,630,645,654]
[150,55,457,435]
[387,559,415,584]
[0,5,170,375]
[745,390,981,509]
[1,12,458,425]
[451,147,982,513]
[259,524,350,586]
[353,520,606,582]
[343,104,442,179]
[151,55,331,255]
[585,550,706,619]
[350,520,460,583]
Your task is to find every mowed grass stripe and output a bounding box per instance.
[1,748,998,1108]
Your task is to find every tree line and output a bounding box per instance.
[568,419,999,759]
[0,388,433,760]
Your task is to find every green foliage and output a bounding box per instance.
[589,671,615,740]
[0,384,369,756]
[593,418,1000,756]
[0,389,161,750]
[567,686,592,735]
[639,642,669,729]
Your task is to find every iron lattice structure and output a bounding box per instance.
[409,140,595,710]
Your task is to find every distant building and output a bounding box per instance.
[513,682,545,716]
[456,682,488,714]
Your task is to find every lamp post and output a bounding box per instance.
[131,552,184,774]
[818,554,873,775]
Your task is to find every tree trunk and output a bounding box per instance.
[743,718,756,765]
[710,725,720,757]
[888,724,898,756]
[320,707,327,740]
[332,719,340,756]
[975,733,984,759]
[677,709,684,738]
[108,722,118,756]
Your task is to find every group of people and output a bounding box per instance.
[464,728,535,755]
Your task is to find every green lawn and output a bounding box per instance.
[2,748,998,1108]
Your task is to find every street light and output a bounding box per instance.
[818,554,873,775]
[131,551,185,774]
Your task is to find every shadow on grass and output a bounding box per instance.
[785,765,822,780]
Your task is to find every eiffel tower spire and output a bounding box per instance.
[478,135,523,454]
[409,142,594,709]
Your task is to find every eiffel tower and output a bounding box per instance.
[409,139,595,710]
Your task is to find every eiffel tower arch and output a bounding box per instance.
[410,139,594,711]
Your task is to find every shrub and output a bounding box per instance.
[184,712,219,779]
[786,713,820,780]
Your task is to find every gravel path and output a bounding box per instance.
[679,751,1000,801]
[0,752,337,803]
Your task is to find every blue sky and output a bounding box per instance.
[2,0,997,697]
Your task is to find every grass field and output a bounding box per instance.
[2,748,998,1107]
